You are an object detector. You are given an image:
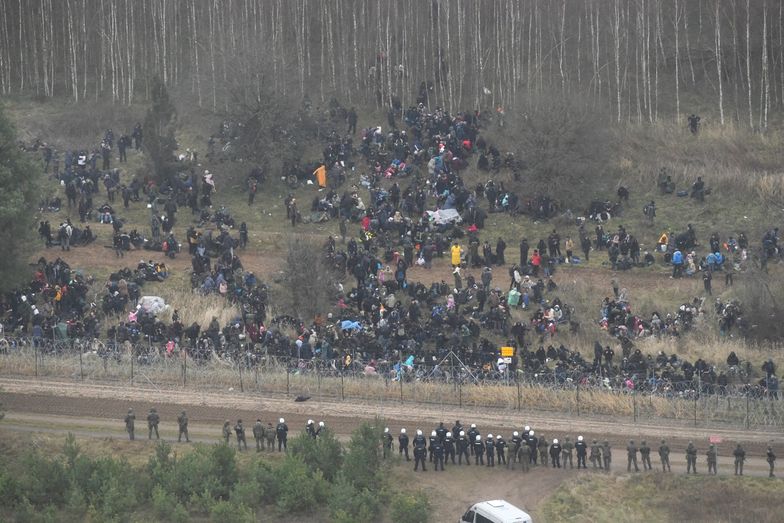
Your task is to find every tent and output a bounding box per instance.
[138,296,168,314]
[426,208,462,225]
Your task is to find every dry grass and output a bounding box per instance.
[539,473,784,523]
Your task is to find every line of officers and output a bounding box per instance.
[381,420,777,478]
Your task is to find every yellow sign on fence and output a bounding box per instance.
[500,346,515,357]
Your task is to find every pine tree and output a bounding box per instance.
[143,77,178,184]
[0,105,41,293]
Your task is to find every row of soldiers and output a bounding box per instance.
[383,420,777,478]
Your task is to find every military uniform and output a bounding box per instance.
[767,446,776,478]
[549,440,562,468]
[235,420,247,450]
[602,441,612,471]
[659,440,671,472]
[147,408,160,440]
[707,444,718,475]
[253,420,265,451]
[383,429,393,459]
[686,442,698,474]
[124,409,135,441]
[433,439,445,471]
[627,441,639,472]
[538,437,549,466]
[474,436,485,466]
[495,436,507,466]
[444,433,456,465]
[639,441,651,470]
[276,419,288,451]
[264,423,275,450]
[485,437,496,467]
[590,440,603,469]
[222,421,232,444]
[562,437,574,469]
[177,411,190,443]
[733,444,746,476]
[518,443,531,472]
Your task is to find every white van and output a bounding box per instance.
[459,500,533,523]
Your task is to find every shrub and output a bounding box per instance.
[152,485,189,523]
[209,500,255,523]
[289,430,343,481]
[390,491,431,523]
[16,451,69,506]
[276,457,329,514]
[341,422,383,490]
[245,459,280,505]
[328,477,380,523]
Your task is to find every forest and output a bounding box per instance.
[1,0,783,126]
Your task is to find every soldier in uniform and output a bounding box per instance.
[590,440,603,469]
[467,424,479,455]
[177,411,190,443]
[562,437,574,469]
[457,431,470,465]
[538,435,549,466]
[253,419,265,451]
[509,431,523,469]
[707,444,718,475]
[602,440,612,472]
[733,443,746,476]
[686,441,698,474]
[639,440,651,470]
[413,430,428,471]
[147,408,160,440]
[627,440,640,472]
[428,431,438,463]
[767,446,776,478]
[264,422,276,450]
[306,419,316,438]
[124,408,135,441]
[549,439,562,468]
[659,440,671,472]
[222,420,232,444]
[235,419,247,450]
[575,435,588,469]
[518,441,531,472]
[399,428,410,461]
[383,427,393,458]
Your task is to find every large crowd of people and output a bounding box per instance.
[2,96,782,403]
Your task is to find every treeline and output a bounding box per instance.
[1,0,782,125]
[0,427,430,522]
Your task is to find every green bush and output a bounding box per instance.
[276,457,330,514]
[328,477,380,523]
[341,422,383,490]
[245,459,280,505]
[289,430,343,481]
[390,491,431,523]
[152,485,189,523]
[210,500,255,523]
[16,451,69,506]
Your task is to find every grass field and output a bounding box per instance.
[5,95,784,385]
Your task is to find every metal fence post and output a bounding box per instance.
[130,347,134,386]
[78,341,83,380]
[746,395,750,429]
[239,362,244,393]
[34,342,38,377]
[182,349,187,387]
[286,363,290,395]
[516,380,522,410]
[399,374,403,403]
[633,391,637,422]
[340,371,345,400]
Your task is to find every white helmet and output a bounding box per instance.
[401,428,407,434]
[384,427,389,433]
[446,432,452,438]
[487,434,493,439]
[496,435,502,440]
[476,435,482,441]
[279,418,285,423]
[307,419,314,425]
[319,421,325,427]
[471,424,477,428]
[431,430,437,437]
[416,429,423,436]
[513,431,519,437]
[459,431,465,436]
[529,430,535,436]
[578,435,584,442]
[553,439,559,444]
[524,425,530,431]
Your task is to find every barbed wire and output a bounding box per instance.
[1,335,782,429]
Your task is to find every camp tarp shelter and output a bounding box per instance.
[426,208,462,225]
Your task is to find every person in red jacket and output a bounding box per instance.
[530,250,541,276]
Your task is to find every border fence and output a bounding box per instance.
[0,336,782,430]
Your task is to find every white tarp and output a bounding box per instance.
[426,208,462,225]
[138,296,168,314]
